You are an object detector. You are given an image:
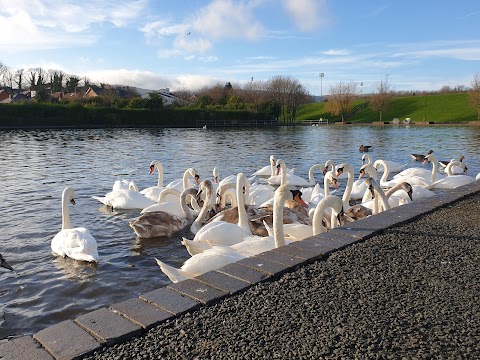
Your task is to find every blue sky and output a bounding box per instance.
[1,0,479,95]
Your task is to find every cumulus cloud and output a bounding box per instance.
[282,0,330,31]
[190,0,265,40]
[0,0,147,51]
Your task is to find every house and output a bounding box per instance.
[140,88,192,106]
[0,89,9,102]
[83,85,138,99]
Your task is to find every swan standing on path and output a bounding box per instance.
[156,184,306,283]
[52,187,99,263]
[1,254,14,271]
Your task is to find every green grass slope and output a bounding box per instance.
[296,93,477,124]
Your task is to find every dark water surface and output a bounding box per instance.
[1,126,479,340]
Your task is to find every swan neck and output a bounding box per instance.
[157,164,164,188]
[236,175,251,233]
[312,198,328,235]
[430,157,438,182]
[273,192,286,248]
[180,190,194,220]
[342,165,354,208]
[61,190,72,230]
[308,164,322,184]
[280,162,287,185]
[376,160,389,185]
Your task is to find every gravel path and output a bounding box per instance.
[85,194,480,359]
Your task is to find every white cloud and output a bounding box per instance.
[0,0,147,51]
[191,0,265,40]
[322,49,351,56]
[282,0,329,31]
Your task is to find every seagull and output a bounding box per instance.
[1,254,14,271]
[187,32,191,35]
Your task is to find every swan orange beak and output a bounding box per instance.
[332,178,339,189]
[276,165,281,175]
[291,191,308,208]
[336,168,344,178]
[358,169,365,180]
[421,159,429,165]
[149,165,155,174]
[194,174,200,185]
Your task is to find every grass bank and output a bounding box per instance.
[296,93,478,124]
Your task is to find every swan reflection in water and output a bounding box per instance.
[52,257,97,282]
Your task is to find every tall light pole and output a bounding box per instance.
[319,72,324,102]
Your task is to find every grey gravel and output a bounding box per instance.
[85,194,480,359]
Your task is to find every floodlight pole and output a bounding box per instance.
[319,73,324,102]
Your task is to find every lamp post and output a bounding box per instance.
[319,72,324,102]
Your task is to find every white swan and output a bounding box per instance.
[92,181,155,210]
[282,194,344,240]
[156,184,305,283]
[141,186,200,217]
[252,155,277,177]
[430,158,475,189]
[140,160,166,202]
[267,159,311,186]
[166,167,200,192]
[362,154,408,173]
[52,187,99,263]
[188,173,253,243]
[476,173,480,181]
[374,159,434,189]
[129,182,214,238]
[363,177,390,214]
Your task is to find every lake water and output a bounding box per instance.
[1,125,479,340]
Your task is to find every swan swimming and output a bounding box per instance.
[140,160,167,201]
[129,184,214,238]
[51,187,99,263]
[92,181,155,210]
[156,184,307,283]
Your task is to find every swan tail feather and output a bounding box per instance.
[154,258,193,283]
[181,237,210,256]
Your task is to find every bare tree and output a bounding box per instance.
[2,68,15,88]
[327,81,358,123]
[14,68,25,92]
[266,75,309,123]
[468,73,480,121]
[370,76,394,122]
[49,69,65,92]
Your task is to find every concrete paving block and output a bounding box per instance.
[287,236,339,258]
[237,256,290,276]
[0,336,54,360]
[330,225,376,239]
[140,287,201,315]
[195,270,251,295]
[216,262,271,284]
[33,320,102,360]
[273,244,315,260]
[75,307,142,346]
[110,297,173,330]
[304,233,360,252]
[255,248,308,267]
[168,279,229,305]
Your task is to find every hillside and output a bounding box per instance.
[296,93,478,124]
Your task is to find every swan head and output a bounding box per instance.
[422,153,437,165]
[270,155,276,165]
[63,187,76,205]
[149,160,162,174]
[275,159,285,175]
[290,189,308,208]
[212,167,220,183]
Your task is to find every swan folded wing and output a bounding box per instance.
[129,211,187,238]
[193,222,251,246]
[53,229,99,262]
